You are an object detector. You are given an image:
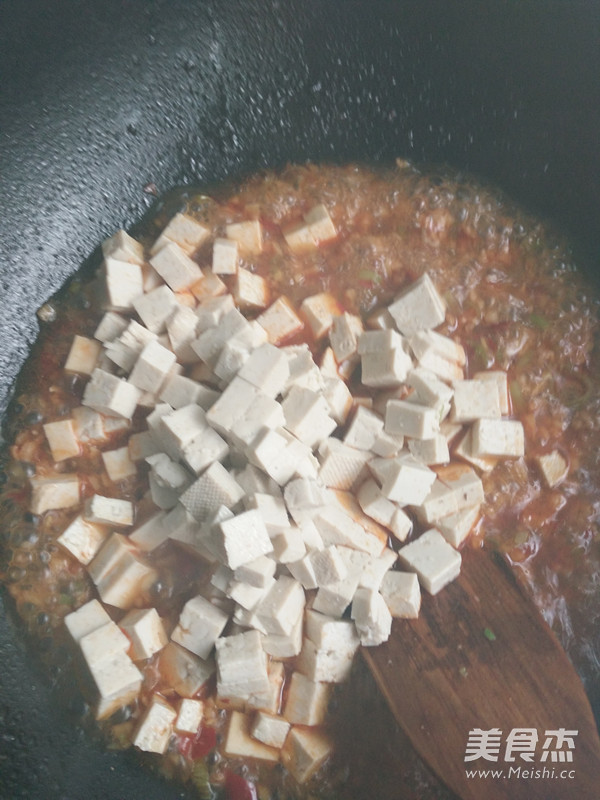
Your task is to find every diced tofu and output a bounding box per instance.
[387,272,446,335]
[234,555,277,589]
[133,695,177,754]
[84,494,134,527]
[147,452,190,495]
[175,698,204,734]
[190,270,228,301]
[282,386,337,449]
[133,284,179,334]
[536,450,568,488]
[357,478,412,541]
[171,595,230,659]
[408,434,450,465]
[439,466,485,511]
[398,528,461,594]
[214,509,273,570]
[119,608,168,660]
[83,368,141,419]
[255,576,305,636]
[257,296,304,344]
[329,312,364,363]
[102,229,144,264]
[452,379,502,422]
[384,398,440,440]
[297,634,358,684]
[212,237,239,275]
[30,474,80,515]
[280,726,334,783]
[223,711,279,762]
[43,419,80,462]
[156,403,207,458]
[128,340,177,393]
[283,477,330,524]
[250,711,290,749]
[105,320,157,372]
[351,587,392,646]
[229,394,285,451]
[283,220,316,252]
[158,642,215,697]
[92,650,143,720]
[179,462,244,521]
[94,311,129,343]
[312,547,370,618]
[261,608,304,659]
[454,427,497,473]
[300,293,341,339]
[150,241,203,291]
[371,428,405,458]
[88,533,157,609]
[57,514,108,565]
[216,629,271,699]
[159,374,218,411]
[238,343,290,398]
[104,257,144,311]
[379,571,421,618]
[286,554,319,591]
[304,203,337,243]
[205,376,259,437]
[151,212,210,255]
[71,406,107,443]
[307,545,348,586]
[322,376,353,425]
[358,547,399,591]
[271,527,307,564]
[234,267,269,309]
[283,672,331,726]
[101,446,137,482]
[437,504,480,547]
[471,418,525,458]
[225,219,263,255]
[64,335,102,375]
[409,329,466,368]
[304,609,360,651]
[361,347,413,388]
[413,479,458,524]
[406,366,454,415]
[312,505,384,556]
[474,370,510,415]
[64,598,111,642]
[370,454,436,506]
[343,405,384,451]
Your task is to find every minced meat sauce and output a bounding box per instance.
[1,162,599,800]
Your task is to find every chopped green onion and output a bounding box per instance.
[190,761,215,799]
[483,627,497,642]
[358,268,381,285]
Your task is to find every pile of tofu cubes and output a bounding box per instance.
[34,205,527,784]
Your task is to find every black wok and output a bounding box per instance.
[1,1,599,798]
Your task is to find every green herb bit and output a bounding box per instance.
[190,760,215,800]
[483,627,497,642]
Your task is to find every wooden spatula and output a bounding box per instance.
[362,546,600,800]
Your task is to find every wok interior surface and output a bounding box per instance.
[1,1,599,797]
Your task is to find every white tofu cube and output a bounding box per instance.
[304,609,360,651]
[452,378,502,422]
[64,598,111,642]
[454,427,498,473]
[300,293,341,339]
[83,368,141,419]
[29,474,80,515]
[152,212,210,255]
[408,434,450,465]
[283,220,317,252]
[238,343,290,398]
[282,386,337,448]
[71,406,107,443]
[261,610,304,659]
[283,477,330,524]
[157,403,207,457]
[351,587,392,646]
[102,229,144,264]
[195,293,235,331]
[182,426,229,475]
[406,366,454,414]
[234,555,277,589]
[322,376,353,425]
[128,340,177,393]
[158,642,215,697]
[304,203,337,243]
[312,506,384,556]
[64,335,102,375]
[94,311,129,343]
[57,514,108,565]
[234,267,269,309]
[251,712,290,749]
[286,554,319,591]
[370,454,436,506]
[271,528,307,564]
[257,296,304,344]
[180,462,244,521]
[101,446,137,482]
[307,545,348,586]
[92,651,143,720]
[437,504,480,547]
[104,257,144,311]
[223,711,279,762]
[358,547,398,591]
[536,450,568,488]
[474,370,510,415]
[343,405,384,450]
[132,284,178,334]
[229,394,285,450]
[88,534,157,609]
[471,418,525,458]
[216,629,270,699]
[133,695,176,754]
[150,241,203,291]
[84,494,134,527]
[283,672,331,726]
[409,328,466,366]
[255,576,305,636]
[225,219,263,254]
[175,698,204,734]
[384,398,440,440]
[440,467,485,511]
[129,510,170,552]
[214,509,273,570]
[281,727,334,783]
[43,419,80,462]
[380,571,421,618]
[387,272,446,335]
[312,547,370,617]
[159,374,218,411]
[191,270,228,302]
[296,636,357,684]
[361,347,413,388]
[212,237,239,274]
[357,478,412,541]
[119,608,168,660]
[171,595,229,659]
[413,479,458,524]
[398,528,461,594]
[329,312,363,363]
